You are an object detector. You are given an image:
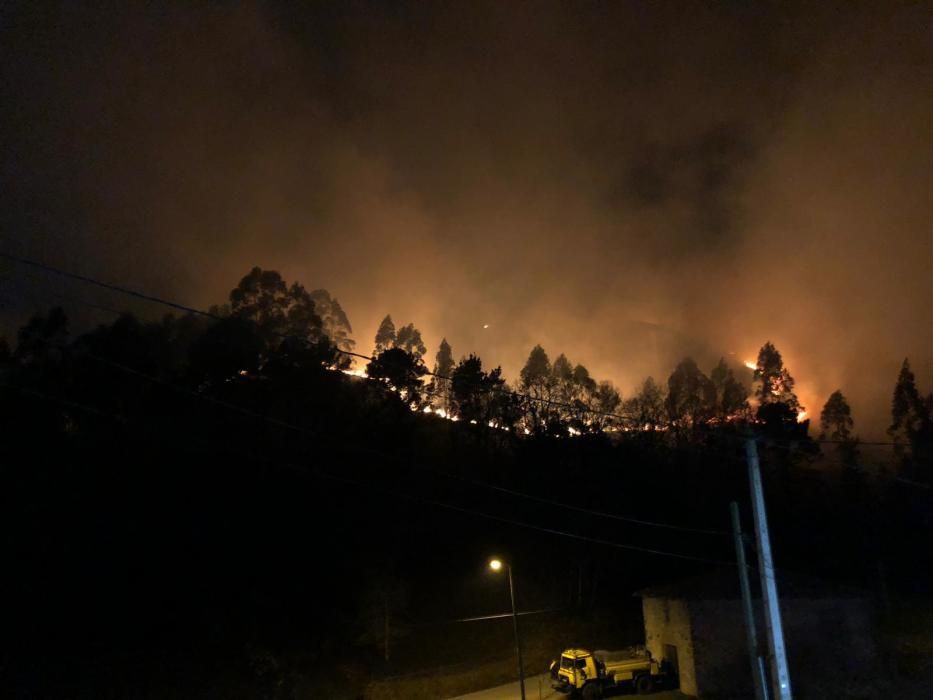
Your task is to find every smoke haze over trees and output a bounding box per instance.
[3,263,933,697]
[2,1,931,438]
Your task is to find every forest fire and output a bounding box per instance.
[744,360,757,370]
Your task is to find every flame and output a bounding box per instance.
[744,360,756,370]
[797,410,808,423]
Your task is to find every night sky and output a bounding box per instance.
[2,0,932,436]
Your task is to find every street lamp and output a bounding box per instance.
[489,557,525,700]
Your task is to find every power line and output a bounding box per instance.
[1,283,719,538]
[71,338,733,540]
[0,251,906,447]
[1,274,736,548]
[1,376,731,566]
[439,470,731,536]
[0,251,641,424]
[301,467,732,565]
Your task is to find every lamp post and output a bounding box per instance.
[489,558,526,700]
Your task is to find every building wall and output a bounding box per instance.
[688,600,755,698]
[656,596,878,698]
[780,597,878,689]
[642,597,698,696]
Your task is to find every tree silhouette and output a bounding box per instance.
[309,289,355,354]
[14,306,69,367]
[565,363,605,432]
[625,376,666,429]
[188,316,265,385]
[820,389,859,469]
[666,357,715,426]
[710,357,749,420]
[520,345,555,432]
[820,390,855,442]
[551,353,574,404]
[366,347,427,407]
[394,323,426,360]
[586,380,621,433]
[450,354,517,427]
[753,341,801,413]
[888,359,933,480]
[889,359,924,444]
[373,315,396,355]
[428,338,454,413]
[228,267,327,359]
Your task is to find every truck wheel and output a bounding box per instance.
[635,674,654,694]
[581,683,601,700]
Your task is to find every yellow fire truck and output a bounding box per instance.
[550,647,667,698]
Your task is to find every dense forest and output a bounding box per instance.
[2,267,932,698]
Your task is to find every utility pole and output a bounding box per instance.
[731,501,769,700]
[384,594,390,664]
[745,437,793,700]
[507,564,527,700]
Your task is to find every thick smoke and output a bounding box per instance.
[1,1,930,436]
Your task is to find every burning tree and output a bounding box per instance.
[366,347,427,407]
[753,342,801,411]
[624,376,666,429]
[450,354,519,428]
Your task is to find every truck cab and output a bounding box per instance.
[554,648,600,691]
[551,647,662,698]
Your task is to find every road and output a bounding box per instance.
[447,675,693,700]
[446,673,561,700]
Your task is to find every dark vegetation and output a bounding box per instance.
[1,267,932,698]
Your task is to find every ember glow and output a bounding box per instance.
[0,2,930,438]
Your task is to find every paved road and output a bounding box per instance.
[447,673,562,700]
[448,675,692,700]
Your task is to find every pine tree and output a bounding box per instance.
[373,315,396,355]
[820,390,855,442]
[666,357,715,426]
[820,389,859,469]
[309,289,355,353]
[520,345,555,432]
[551,354,574,400]
[395,323,427,360]
[889,358,923,444]
[450,354,516,427]
[429,338,454,413]
[625,376,666,429]
[753,341,802,413]
[888,359,933,480]
[710,357,749,419]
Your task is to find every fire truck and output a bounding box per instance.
[550,647,669,698]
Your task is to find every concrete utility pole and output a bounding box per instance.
[731,501,769,700]
[745,437,793,700]
[384,594,390,663]
[507,564,527,700]
[489,558,526,700]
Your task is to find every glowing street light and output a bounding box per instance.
[489,557,525,700]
